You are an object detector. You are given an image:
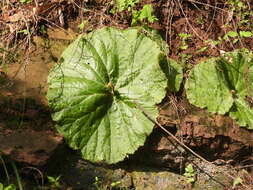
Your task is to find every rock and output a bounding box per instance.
[130,162,246,190]
[132,171,186,190]
[0,129,63,165]
[42,146,253,190]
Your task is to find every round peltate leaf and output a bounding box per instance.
[185,58,234,114]
[186,49,253,129]
[47,27,182,163]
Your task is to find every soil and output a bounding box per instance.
[0,0,253,189]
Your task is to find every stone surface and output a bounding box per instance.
[42,146,253,190]
[0,129,63,165]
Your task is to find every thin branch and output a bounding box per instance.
[136,102,252,190]
[137,103,211,164]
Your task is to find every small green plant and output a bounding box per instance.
[10,161,23,190]
[115,0,139,11]
[47,176,61,189]
[227,0,253,29]
[204,29,253,49]
[223,30,252,44]
[39,25,46,34]
[0,184,16,190]
[0,157,22,190]
[223,31,238,40]
[110,180,121,188]
[196,16,204,25]
[17,29,29,35]
[94,177,103,190]
[178,33,192,50]
[239,31,252,37]
[232,176,243,188]
[228,0,245,9]
[19,0,32,3]
[78,20,88,31]
[131,4,158,26]
[204,39,221,48]
[183,164,196,184]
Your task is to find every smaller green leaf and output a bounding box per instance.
[224,31,238,40]
[131,4,157,25]
[232,177,243,188]
[180,45,188,50]
[19,0,31,3]
[17,29,29,35]
[179,33,192,39]
[239,31,252,38]
[47,176,53,181]
[111,181,121,187]
[227,31,238,37]
[39,25,46,34]
[184,164,196,184]
[184,164,195,175]
[186,49,253,130]
[78,21,88,30]
[4,185,16,190]
[139,5,156,21]
[237,1,244,7]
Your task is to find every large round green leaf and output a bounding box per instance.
[47,27,182,163]
[185,58,234,114]
[186,49,253,129]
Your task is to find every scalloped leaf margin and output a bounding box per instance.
[47,27,183,163]
[186,49,253,130]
